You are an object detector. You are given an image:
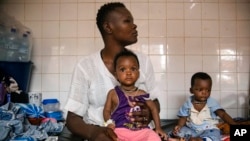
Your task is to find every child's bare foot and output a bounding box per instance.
[168,137,185,141]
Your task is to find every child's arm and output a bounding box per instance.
[145,100,161,129]
[172,116,187,135]
[103,89,116,128]
[215,109,237,125]
[146,100,168,140]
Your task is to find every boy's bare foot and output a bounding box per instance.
[168,137,185,141]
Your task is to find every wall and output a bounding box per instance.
[0,0,249,119]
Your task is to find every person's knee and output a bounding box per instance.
[58,126,82,141]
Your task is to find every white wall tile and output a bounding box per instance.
[220,73,237,91]
[220,38,236,55]
[184,2,201,19]
[60,3,77,20]
[202,38,219,55]
[78,3,95,20]
[220,20,236,37]
[167,55,185,72]
[167,73,185,90]
[41,39,59,55]
[59,74,72,91]
[149,20,167,37]
[60,21,77,37]
[238,73,249,91]
[25,4,42,20]
[42,21,59,38]
[150,55,167,72]
[185,20,202,37]
[202,20,219,37]
[155,73,167,91]
[237,21,250,37]
[167,20,184,37]
[42,56,59,73]
[237,38,250,55]
[219,3,236,20]
[202,3,219,20]
[167,91,186,108]
[42,74,59,91]
[238,91,249,108]
[29,73,42,92]
[77,21,95,37]
[43,3,59,20]
[149,38,167,55]
[77,38,97,55]
[136,20,149,38]
[59,56,77,73]
[237,56,250,73]
[167,38,185,55]
[167,3,184,20]
[131,3,148,20]
[236,3,250,20]
[185,38,202,54]
[221,91,238,108]
[185,55,203,72]
[149,3,166,19]
[203,56,220,72]
[220,55,237,72]
[59,38,77,55]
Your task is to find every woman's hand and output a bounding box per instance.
[89,126,117,141]
[128,98,160,127]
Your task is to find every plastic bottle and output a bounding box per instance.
[4,27,20,61]
[18,33,30,61]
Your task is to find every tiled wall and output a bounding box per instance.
[1,0,249,119]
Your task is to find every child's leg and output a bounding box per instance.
[168,137,186,141]
[199,129,221,141]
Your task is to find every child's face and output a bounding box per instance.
[115,56,139,86]
[190,78,212,102]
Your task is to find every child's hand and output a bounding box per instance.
[172,125,181,135]
[155,129,168,140]
[107,123,116,130]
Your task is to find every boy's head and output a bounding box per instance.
[96,2,126,36]
[190,72,212,102]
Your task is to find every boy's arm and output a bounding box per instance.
[215,109,237,125]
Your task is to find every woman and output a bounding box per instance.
[60,2,161,141]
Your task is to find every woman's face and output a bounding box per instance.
[115,56,139,86]
[107,7,138,46]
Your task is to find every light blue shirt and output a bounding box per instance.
[177,96,223,131]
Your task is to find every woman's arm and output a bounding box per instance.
[66,111,117,141]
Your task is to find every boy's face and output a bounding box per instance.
[190,78,212,102]
[115,56,139,86]
[106,7,138,46]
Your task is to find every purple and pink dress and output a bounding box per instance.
[110,86,161,141]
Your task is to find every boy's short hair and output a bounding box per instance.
[191,72,212,87]
[96,2,125,35]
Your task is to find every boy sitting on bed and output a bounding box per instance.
[168,72,238,141]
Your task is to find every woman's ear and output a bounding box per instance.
[103,22,112,34]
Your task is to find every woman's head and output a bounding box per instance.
[190,72,212,102]
[114,50,140,86]
[96,2,138,46]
